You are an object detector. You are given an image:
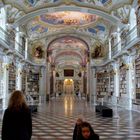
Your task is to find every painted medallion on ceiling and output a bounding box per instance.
[28,11,98,28]
[29,41,46,64]
[91,42,105,59]
[40,11,98,26]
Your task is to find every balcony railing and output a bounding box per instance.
[111,25,140,58]
[0,27,25,57]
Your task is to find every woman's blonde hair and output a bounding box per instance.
[8,90,28,111]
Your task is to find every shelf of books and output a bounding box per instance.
[0,62,4,109]
[22,69,26,94]
[135,57,140,99]
[119,65,127,96]
[8,63,16,94]
[96,72,109,96]
[110,70,115,95]
[27,71,39,104]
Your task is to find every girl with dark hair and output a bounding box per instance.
[78,121,99,140]
[2,90,32,140]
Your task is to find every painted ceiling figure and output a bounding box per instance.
[92,45,103,58]
[34,46,44,58]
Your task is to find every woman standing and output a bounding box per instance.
[2,90,32,140]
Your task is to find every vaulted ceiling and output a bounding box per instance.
[1,0,134,69]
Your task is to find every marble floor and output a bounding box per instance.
[1,95,140,140]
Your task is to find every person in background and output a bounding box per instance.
[78,121,99,140]
[2,90,32,140]
[73,118,83,140]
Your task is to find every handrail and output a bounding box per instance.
[111,25,140,58]
[0,27,25,57]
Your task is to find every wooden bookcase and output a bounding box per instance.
[22,69,26,94]
[27,71,39,104]
[96,72,109,95]
[0,62,4,109]
[135,57,140,99]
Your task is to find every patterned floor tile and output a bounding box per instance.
[1,95,140,140]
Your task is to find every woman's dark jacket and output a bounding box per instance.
[2,107,32,140]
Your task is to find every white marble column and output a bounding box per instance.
[116,28,121,51]
[113,62,120,104]
[15,27,22,52]
[16,63,23,90]
[126,55,135,109]
[25,38,28,59]
[0,6,7,40]
[91,68,97,105]
[129,8,137,39]
[46,63,50,101]
[53,70,56,95]
[3,56,10,109]
[81,70,84,94]
[108,38,111,59]
[39,66,47,103]
[86,62,90,101]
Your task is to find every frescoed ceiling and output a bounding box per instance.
[47,36,88,52]
[74,0,132,11]
[1,0,134,67]
[47,36,89,67]
[4,0,59,12]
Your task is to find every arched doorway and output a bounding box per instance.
[64,79,74,94]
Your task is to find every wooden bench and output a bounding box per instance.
[96,105,113,117]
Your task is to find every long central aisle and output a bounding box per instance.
[26,95,140,139]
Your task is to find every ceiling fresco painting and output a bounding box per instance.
[27,22,48,36]
[75,0,112,8]
[54,51,83,61]
[55,56,82,64]
[2,0,135,67]
[4,0,59,11]
[48,36,88,52]
[47,36,89,67]
[74,0,132,10]
[38,11,98,26]
[88,24,105,35]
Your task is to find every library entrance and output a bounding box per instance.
[64,79,74,94]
